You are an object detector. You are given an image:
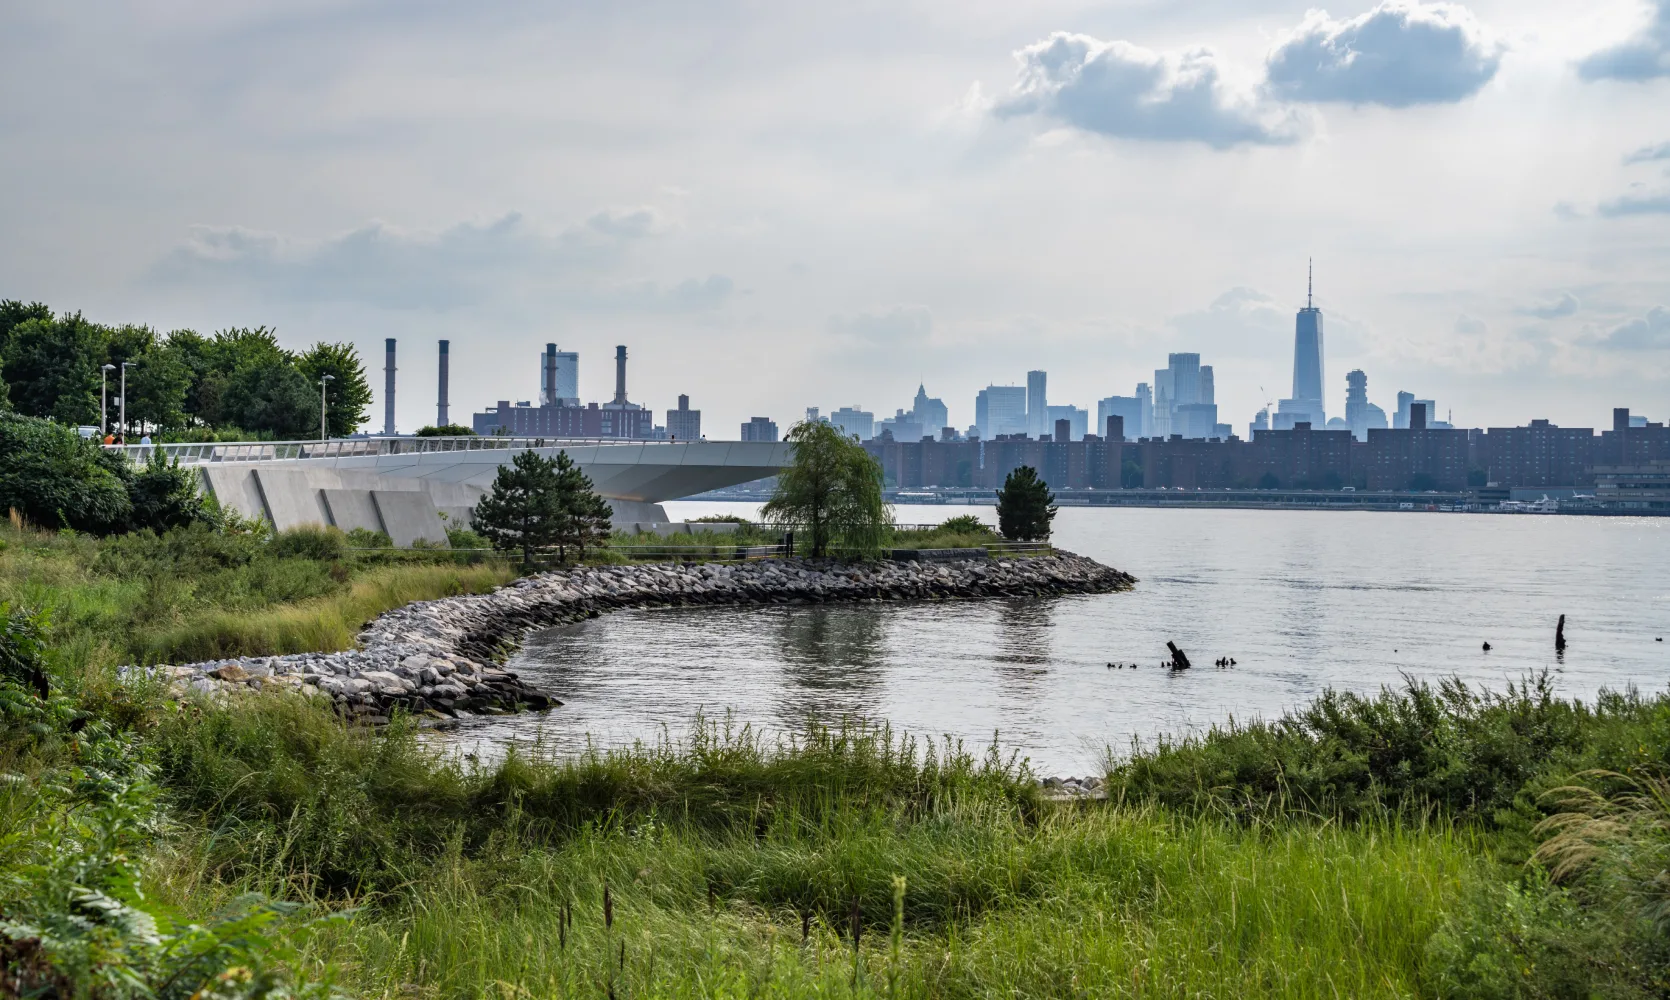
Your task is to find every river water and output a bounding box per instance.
[447,504,1670,775]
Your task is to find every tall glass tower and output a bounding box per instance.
[1291,261,1325,422]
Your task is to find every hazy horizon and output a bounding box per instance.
[3,0,1668,436]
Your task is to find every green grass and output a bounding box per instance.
[142,698,1490,998]
[7,520,1670,997]
[0,518,516,672]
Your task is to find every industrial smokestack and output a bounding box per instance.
[437,340,449,427]
[544,344,557,406]
[613,345,628,405]
[383,338,397,435]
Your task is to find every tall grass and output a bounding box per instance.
[143,696,1489,998]
[0,518,515,671]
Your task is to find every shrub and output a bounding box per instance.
[268,525,348,563]
[0,413,131,533]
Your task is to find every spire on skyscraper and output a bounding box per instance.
[1307,257,1313,309]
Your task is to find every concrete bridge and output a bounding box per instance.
[108,436,789,546]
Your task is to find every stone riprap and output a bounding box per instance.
[130,552,1134,722]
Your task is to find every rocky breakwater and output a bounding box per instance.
[131,551,1134,722]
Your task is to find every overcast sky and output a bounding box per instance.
[3,0,1668,435]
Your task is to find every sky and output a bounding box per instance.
[2,0,1668,436]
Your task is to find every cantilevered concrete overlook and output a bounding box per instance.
[107,436,791,539]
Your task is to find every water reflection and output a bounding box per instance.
[452,507,1670,775]
[773,606,886,722]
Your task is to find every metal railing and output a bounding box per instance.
[100,435,693,465]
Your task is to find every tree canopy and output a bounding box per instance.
[471,450,614,567]
[0,301,373,440]
[762,420,890,558]
[996,465,1056,542]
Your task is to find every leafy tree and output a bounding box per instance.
[1,314,105,425]
[1409,472,1439,491]
[126,341,192,431]
[552,451,614,562]
[0,299,52,348]
[417,424,476,436]
[220,359,317,438]
[125,449,216,532]
[297,341,373,437]
[1257,471,1281,490]
[0,413,131,532]
[1121,459,1144,489]
[762,420,890,558]
[996,465,1056,542]
[472,450,564,568]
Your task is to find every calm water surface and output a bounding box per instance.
[450,504,1670,774]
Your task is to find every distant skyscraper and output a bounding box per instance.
[1026,370,1047,438]
[910,384,949,435]
[1135,383,1153,438]
[740,416,778,442]
[1395,391,1415,429]
[830,406,874,441]
[540,344,580,406]
[1344,370,1388,442]
[1046,404,1087,441]
[1096,395,1145,442]
[1293,263,1324,409]
[667,394,701,441]
[1250,408,1270,438]
[1153,353,1213,438]
[1280,261,1326,427]
[977,385,1027,439]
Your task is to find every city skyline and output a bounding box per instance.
[3,1,1668,435]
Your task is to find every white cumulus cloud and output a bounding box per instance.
[993,32,1298,148]
[1264,1,1503,107]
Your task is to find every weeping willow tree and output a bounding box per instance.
[762,420,891,557]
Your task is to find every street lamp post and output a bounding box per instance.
[319,374,335,441]
[100,364,115,438]
[119,361,135,443]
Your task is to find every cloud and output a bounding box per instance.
[1598,189,1670,216]
[1521,292,1580,319]
[827,305,933,343]
[1454,314,1487,334]
[1624,140,1670,164]
[994,32,1298,148]
[585,206,670,239]
[1597,306,1670,349]
[150,208,721,312]
[1265,2,1503,107]
[1168,287,1291,356]
[1577,0,1670,81]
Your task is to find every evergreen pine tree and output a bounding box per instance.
[995,465,1057,541]
[471,450,563,568]
[553,451,614,562]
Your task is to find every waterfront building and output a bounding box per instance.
[830,405,875,441]
[975,385,1027,440]
[741,416,779,442]
[1026,371,1048,439]
[667,395,701,441]
[1593,460,1670,510]
[1484,419,1597,488]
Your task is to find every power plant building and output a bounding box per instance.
[472,343,652,438]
